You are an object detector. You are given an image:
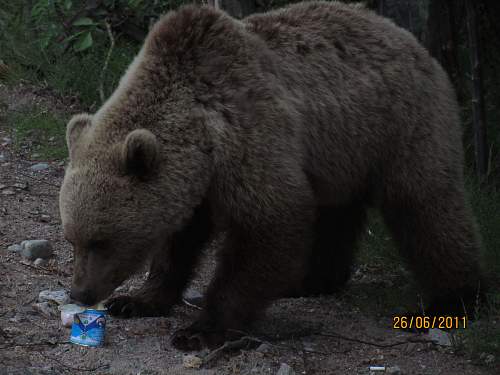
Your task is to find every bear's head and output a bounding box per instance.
[60,113,211,306]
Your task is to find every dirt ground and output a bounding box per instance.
[0,84,497,374]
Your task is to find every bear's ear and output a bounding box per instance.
[122,129,159,177]
[66,113,92,160]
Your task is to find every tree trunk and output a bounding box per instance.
[465,0,488,179]
[378,0,386,16]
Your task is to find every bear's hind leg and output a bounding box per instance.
[382,180,483,318]
[298,202,367,296]
[171,188,316,350]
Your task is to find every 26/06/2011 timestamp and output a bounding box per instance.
[393,316,467,329]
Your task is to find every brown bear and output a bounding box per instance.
[59,1,484,350]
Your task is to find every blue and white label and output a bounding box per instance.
[70,310,106,347]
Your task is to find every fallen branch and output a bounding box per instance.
[19,260,71,277]
[314,331,434,348]
[203,336,261,365]
[0,340,69,350]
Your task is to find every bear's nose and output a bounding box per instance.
[70,288,97,306]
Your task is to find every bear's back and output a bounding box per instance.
[244,1,430,73]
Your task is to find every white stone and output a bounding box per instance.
[182,354,203,369]
[38,289,70,305]
[21,239,53,260]
[31,162,49,171]
[7,244,22,252]
[276,363,295,375]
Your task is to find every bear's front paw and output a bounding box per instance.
[105,295,169,318]
[171,322,227,351]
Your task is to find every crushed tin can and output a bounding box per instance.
[70,308,107,347]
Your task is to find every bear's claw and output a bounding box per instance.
[105,295,168,318]
[171,323,227,351]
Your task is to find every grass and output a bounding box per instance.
[352,182,500,364]
[8,108,68,160]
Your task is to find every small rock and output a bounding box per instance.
[2,137,12,145]
[9,313,28,323]
[32,302,57,318]
[34,258,48,267]
[386,366,402,374]
[183,288,203,300]
[2,189,15,195]
[21,239,53,260]
[32,153,41,158]
[428,328,452,347]
[276,363,295,375]
[12,182,28,190]
[0,184,7,189]
[136,370,159,375]
[485,354,495,364]
[0,153,5,162]
[183,288,204,309]
[256,343,272,354]
[7,244,22,252]
[39,289,70,305]
[39,214,50,222]
[31,162,49,171]
[182,354,203,369]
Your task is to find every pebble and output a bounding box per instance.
[39,289,70,305]
[428,328,452,346]
[34,258,48,267]
[31,162,49,171]
[256,343,272,354]
[7,244,22,252]
[0,153,5,162]
[12,182,28,190]
[21,239,53,260]
[32,302,57,318]
[0,183,6,189]
[276,363,295,375]
[484,354,495,364]
[183,288,204,309]
[2,189,15,195]
[40,214,50,222]
[182,354,203,369]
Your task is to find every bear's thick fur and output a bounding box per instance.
[60,1,484,350]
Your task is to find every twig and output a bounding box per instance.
[18,261,71,277]
[0,340,69,350]
[98,20,115,103]
[203,336,261,364]
[313,331,434,348]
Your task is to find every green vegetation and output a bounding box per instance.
[8,108,68,160]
